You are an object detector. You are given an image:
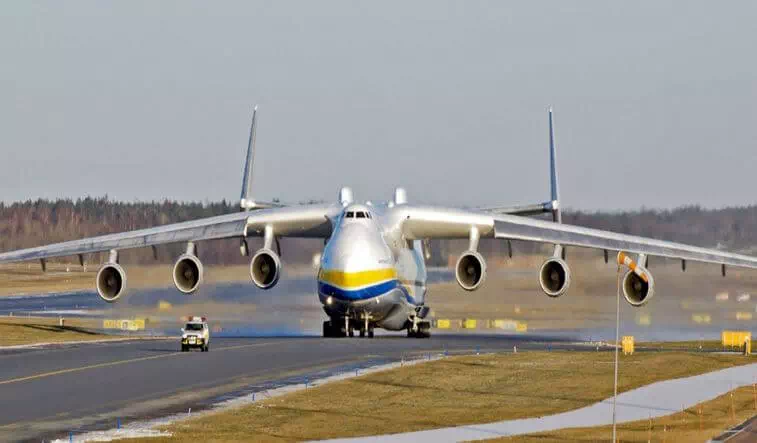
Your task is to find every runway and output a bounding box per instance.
[0,334,582,442]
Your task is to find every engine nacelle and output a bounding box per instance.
[622,269,655,306]
[96,263,126,302]
[455,251,486,291]
[539,257,571,297]
[173,254,203,294]
[250,248,282,289]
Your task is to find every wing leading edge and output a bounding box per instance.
[0,204,338,265]
[400,206,757,270]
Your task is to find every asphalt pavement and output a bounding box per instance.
[0,334,582,442]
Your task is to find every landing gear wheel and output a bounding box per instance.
[323,320,347,338]
[181,345,187,352]
[348,327,354,337]
[417,321,431,338]
[368,327,374,338]
[407,321,431,338]
[202,344,209,352]
[322,321,331,338]
[359,329,365,338]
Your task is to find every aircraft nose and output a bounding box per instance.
[323,226,389,273]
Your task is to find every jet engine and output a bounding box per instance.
[173,253,203,294]
[250,248,282,289]
[455,251,486,291]
[539,257,571,297]
[622,269,655,306]
[96,263,126,302]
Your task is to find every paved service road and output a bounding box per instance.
[713,414,757,442]
[0,334,579,441]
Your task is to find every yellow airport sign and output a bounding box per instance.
[435,319,451,329]
[103,318,147,331]
[736,312,753,321]
[722,331,751,348]
[462,318,477,329]
[692,314,712,324]
[635,313,651,326]
[622,336,634,355]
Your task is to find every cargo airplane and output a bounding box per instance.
[2,107,756,338]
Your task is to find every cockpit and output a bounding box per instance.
[344,210,372,219]
[342,204,374,222]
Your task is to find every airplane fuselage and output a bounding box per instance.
[317,201,427,332]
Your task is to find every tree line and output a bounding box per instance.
[1,197,756,266]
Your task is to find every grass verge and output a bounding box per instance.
[0,316,114,346]
[125,350,755,442]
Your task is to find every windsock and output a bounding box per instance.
[617,252,650,283]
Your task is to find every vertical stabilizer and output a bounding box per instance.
[548,106,562,223]
[240,105,259,210]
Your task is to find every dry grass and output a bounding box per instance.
[125,351,755,442]
[429,252,757,332]
[0,263,317,296]
[0,316,113,346]
[498,386,757,442]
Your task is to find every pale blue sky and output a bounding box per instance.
[1,1,755,210]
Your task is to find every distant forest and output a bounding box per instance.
[1,197,757,266]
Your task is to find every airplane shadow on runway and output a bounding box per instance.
[3,322,101,336]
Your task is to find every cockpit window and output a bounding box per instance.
[344,210,372,220]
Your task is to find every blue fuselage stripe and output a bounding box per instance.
[318,280,417,305]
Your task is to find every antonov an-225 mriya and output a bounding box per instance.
[2,107,756,338]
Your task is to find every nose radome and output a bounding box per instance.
[325,226,390,273]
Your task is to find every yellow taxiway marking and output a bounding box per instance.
[0,340,286,387]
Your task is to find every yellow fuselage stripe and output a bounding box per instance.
[318,268,397,289]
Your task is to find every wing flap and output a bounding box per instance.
[493,214,757,269]
[400,206,757,269]
[0,205,337,264]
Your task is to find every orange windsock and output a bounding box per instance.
[617,252,650,283]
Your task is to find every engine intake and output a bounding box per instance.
[250,248,281,289]
[96,263,126,302]
[622,269,655,306]
[455,251,486,291]
[539,257,571,297]
[173,254,203,294]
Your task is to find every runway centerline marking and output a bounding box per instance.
[0,340,287,386]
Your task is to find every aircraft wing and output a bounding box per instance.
[401,206,757,269]
[479,201,556,217]
[0,204,338,264]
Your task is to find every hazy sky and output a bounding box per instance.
[1,1,755,210]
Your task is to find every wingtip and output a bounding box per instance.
[548,105,553,113]
[253,104,259,112]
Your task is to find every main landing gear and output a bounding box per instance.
[407,320,431,338]
[323,317,374,338]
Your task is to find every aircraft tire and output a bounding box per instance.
[407,321,431,339]
[323,320,346,338]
